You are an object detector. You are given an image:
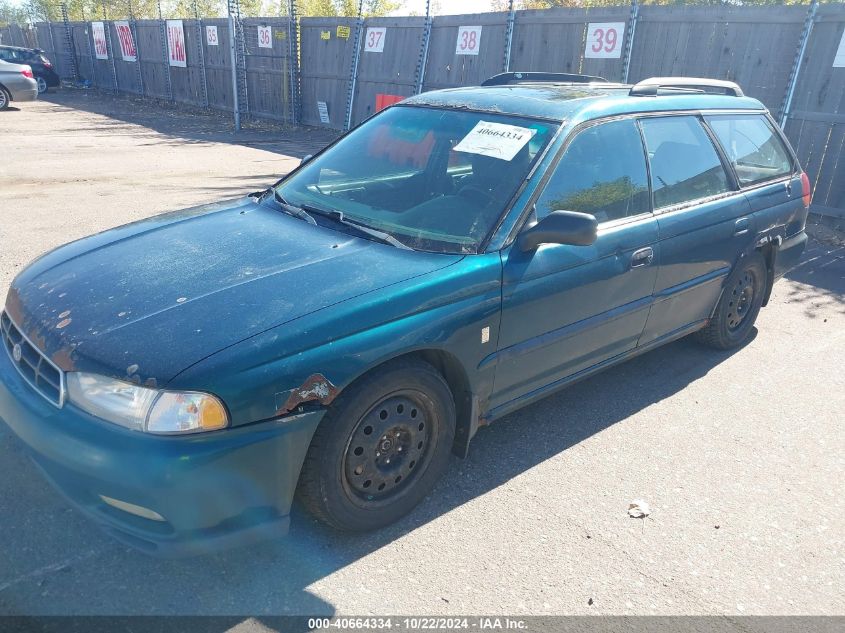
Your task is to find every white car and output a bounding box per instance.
[0,59,38,110]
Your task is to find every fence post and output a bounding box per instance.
[344,0,364,131]
[127,0,144,96]
[228,6,241,130]
[102,1,118,93]
[779,0,818,127]
[503,0,516,72]
[193,0,209,108]
[414,0,432,95]
[60,3,79,82]
[287,0,301,125]
[158,0,174,101]
[621,0,639,84]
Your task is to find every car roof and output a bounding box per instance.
[0,45,41,53]
[402,82,767,125]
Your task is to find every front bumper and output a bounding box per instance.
[0,346,324,556]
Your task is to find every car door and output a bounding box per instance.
[489,117,659,413]
[638,114,754,346]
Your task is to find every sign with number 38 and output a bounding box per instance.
[585,22,625,59]
[455,26,482,56]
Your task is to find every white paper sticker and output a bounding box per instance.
[585,22,625,59]
[206,25,219,46]
[317,101,330,124]
[166,20,187,67]
[455,26,482,56]
[453,121,535,162]
[258,25,272,48]
[834,29,845,67]
[364,27,386,53]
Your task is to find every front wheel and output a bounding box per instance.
[296,359,455,531]
[696,251,767,350]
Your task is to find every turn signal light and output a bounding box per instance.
[800,172,812,208]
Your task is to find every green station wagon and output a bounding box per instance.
[0,74,809,555]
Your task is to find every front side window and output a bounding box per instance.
[276,106,556,253]
[640,116,731,209]
[534,118,650,223]
[706,114,793,187]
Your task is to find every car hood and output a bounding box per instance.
[5,197,462,385]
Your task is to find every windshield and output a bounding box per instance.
[275,106,557,253]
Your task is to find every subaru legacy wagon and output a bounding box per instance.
[0,73,809,555]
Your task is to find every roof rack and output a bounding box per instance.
[630,77,744,97]
[482,72,609,87]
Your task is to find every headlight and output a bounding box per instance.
[66,372,228,434]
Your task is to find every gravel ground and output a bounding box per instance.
[0,91,843,620]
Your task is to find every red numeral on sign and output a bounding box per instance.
[460,30,477,51]
[367,30,382,49]
[591,27,617,53]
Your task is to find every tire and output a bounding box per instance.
[296,359,456,531]
[696,251,767,350]
[36,77,48,94]
[0,87,10,111]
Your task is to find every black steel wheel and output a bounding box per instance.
[297,359,455,531]
[696,251,767,350]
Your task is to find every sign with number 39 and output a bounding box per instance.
[364,27,386,53]
[455,26,482,56]
[585,22,625,59]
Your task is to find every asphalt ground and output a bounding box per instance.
[0,90,843,620]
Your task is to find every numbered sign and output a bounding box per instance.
[364,27,386,53]
[585,22,625,59]
[455,26,482,56]
[115,21,136,62]
[257,25,272,49]
[91,21,108,60]
[317,101,330,124]
[834,29,845,67]
[206,25,218,46]
[166,20,187,67]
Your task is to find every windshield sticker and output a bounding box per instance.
[453,121,536,161]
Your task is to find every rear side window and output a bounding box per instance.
[640,116,731,209]
[535,118,650,223]
[706,114,793,187]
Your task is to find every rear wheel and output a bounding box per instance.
[36,77,48,94]
[0,87,10,111]
[696,251,767,350]
[296,359,455,531]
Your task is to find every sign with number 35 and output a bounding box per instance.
[585,22,625,59]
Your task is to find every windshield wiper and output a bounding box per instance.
[271,190,317,225]
[299,203,412,250]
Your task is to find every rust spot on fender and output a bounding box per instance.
[277,373,339,415]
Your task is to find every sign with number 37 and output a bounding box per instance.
[364,27,386,53]
[585,22,625,59]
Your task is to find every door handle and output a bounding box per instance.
[734,218,750,236]
[631,247,654,268]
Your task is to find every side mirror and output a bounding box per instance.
[300,154,313,165]
[517,210,598,252]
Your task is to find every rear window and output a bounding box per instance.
[640,116,731,209]
[706,114,793,187]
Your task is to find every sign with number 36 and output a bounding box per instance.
[585,22,625,59]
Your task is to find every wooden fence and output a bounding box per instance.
[6,3,845,219]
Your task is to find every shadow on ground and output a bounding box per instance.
[40,89,339,158]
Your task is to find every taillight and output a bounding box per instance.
[43,60,52,69]
[21,67,33,79]
[800,172,811,208]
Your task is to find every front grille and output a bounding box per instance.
[1,311,65,407]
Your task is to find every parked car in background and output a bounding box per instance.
[0,45,59,94]
[0,59,38,110]
[0,74,809,555]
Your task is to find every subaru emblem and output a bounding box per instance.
[12,343,22,362]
